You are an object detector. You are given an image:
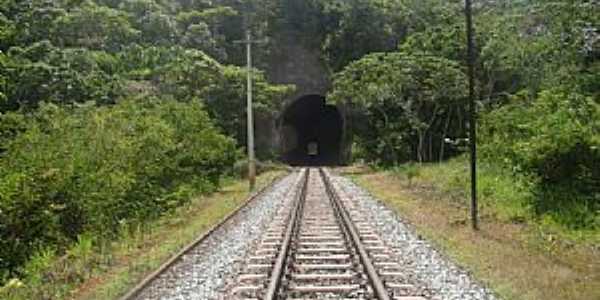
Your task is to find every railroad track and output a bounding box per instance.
[223,168,429,299]
[120,173,295,300]
[121,167,492,300]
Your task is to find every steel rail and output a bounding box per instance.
[119,173,288,300]
[319,168,391,300]
[264,168,309,300]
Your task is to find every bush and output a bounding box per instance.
[480,89,600,229]
[0,98,236,277]
[391,163,420,187]
[233,159,290,179]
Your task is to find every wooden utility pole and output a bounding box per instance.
[465,0,478,230]
[234,30,265,191]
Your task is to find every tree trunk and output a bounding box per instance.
[428,130,433,162]
[421,103,440,162]
[417,131,424,163]
[440,106,453,162]
[375,105,396,163]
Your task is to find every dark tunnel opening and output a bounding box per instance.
[281,95,343,166]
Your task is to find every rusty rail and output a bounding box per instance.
[119,173,287,300]
[319,168,391,300]
[263,167,309,299]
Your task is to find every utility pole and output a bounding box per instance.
[234,29,265,191]
[465,0,478,230]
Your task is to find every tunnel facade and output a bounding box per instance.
[281,95,343,166]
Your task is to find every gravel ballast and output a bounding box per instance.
[133,171,302,300]
[132,169,497,299]
[330,173,498,300]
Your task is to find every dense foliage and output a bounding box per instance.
[329,52,467,163]
[480,90,600,228]
[0,0,292,128]
[0,0,291,282]
[327,0,598,229]
[0,99,236,277]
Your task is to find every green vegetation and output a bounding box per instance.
[0,99,236,281]
[480,91,600,230]
[329,52,467,163]
[393,157,599,241]
[326,0,599,234]
[0,0,598,297]
[0,0,293,134]
[349,166,599,300]
[0,171,284,300]
[0,0,291,289]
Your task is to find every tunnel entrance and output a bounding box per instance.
[281,95,343,166]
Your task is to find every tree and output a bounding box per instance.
[6,0,66,47]
[119,0,179,46]
[329,51,467,164]
[53,2,139,52]
[182,22,223,58]
[0,11,16,51]
[203,65,293,152]
[313,0,409,71]
[0,53,10,107]
[2,41,122,111]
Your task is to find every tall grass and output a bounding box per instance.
[391,156,598,242]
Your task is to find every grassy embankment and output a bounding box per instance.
[1,171,286,300]
[343,158,599,300]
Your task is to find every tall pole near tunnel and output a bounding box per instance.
[235,29,265,191]
[234,29,256,191]
[465,0,478,230]
[246,29,256,191]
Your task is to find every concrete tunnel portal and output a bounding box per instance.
[281,95,343,166]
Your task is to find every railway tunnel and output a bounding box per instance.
[281,95,343,166]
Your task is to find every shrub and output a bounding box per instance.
[0,98,236,277]
[392,163,420,187]
[233,159,290,179]
[480,89,600,229]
